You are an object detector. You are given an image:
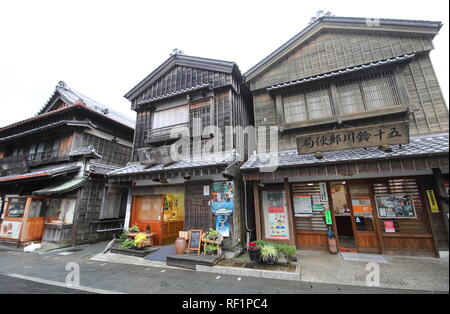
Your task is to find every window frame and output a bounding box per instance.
[276,67,410,131]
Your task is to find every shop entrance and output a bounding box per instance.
[330,182,357,252]
[130,193,185,246]
[330,181,381,253]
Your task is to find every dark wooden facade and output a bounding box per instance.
[110,53,253,249]
[0,82,134,247]
[242,17,449,257]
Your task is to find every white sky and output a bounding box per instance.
[0,0,448,127]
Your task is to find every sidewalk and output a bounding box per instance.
[297,250,449,292]
[90,249,449,292]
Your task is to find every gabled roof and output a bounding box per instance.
[245,16,442,81]
[39,81,135,128]
[124,53,239,101]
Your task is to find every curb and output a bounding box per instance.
[196,264,301,281]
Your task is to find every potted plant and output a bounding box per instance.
[247,241,260,262]
[278,244,297,264]
[204,243,218,255]
[204,228,219,241]
[260,244,279,265]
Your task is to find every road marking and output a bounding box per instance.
[52,257,59,260]
[160,270,166,273]
[100,263,106,266]
[58,252,74,256]
[42,256,50,259]
[237,277,242,281]
[6,273,125,294]
[216,276,221,279]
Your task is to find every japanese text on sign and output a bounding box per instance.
[296,122,409,154]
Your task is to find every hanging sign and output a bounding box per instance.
[426,190,439,213]
[296,121,409,154]
[324,210,333,225]
[319,182,328,202]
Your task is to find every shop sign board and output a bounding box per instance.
[188,230,202,255]
[426,190,439,213]
[137,145,173,165]
[296,121,409,154]
[324,210,333,225]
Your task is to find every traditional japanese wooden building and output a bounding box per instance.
[0,81,134,247]
[241,16,449,257]
[108,52,253,249]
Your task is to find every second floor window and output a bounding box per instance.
[152,105,189,129]
[336,71,401,114]
[282,70,402,124]
[283,85,333,123]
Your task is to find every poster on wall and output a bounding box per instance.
[375,194,416,218]
[262,190,289,239]
[384,220,396,233]
[0,221,22,239]
[293,195,313,216]
[268,207,289,238]
[211,181,234,215]
[216,215,230,237]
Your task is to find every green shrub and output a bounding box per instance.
[259,245,279,264]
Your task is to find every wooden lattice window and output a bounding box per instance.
[283,85,333,123]
[336,71,401,114]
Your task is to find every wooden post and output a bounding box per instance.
[417,177,440,257]
[284,178,297,247]
[252,181,262,241]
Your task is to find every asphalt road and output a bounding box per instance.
[0,245,441,294]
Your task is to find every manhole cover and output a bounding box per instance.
[355,274,407,286]
[344,260,390,270]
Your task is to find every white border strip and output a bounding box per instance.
[7,273,125,294]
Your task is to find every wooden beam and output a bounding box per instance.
[284,178,297,246]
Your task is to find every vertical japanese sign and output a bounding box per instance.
[426,190,439,213]
[296,121,409,154]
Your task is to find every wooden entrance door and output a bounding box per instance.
[130,195,164,245]
[347,182,381,253]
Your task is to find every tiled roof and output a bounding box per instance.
[108,153,236,177]
[68,146,102,159]
[0,163,80,183]
[241,133,449,170]
[40,81,135,128]
[89,162,120,175]
[0,120,95,143]
[136,83,211,106]
[266,54,415,92]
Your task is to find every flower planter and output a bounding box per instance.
[248,250,260,263]
[265,257,278,265]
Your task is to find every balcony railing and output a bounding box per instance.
[145,122,189,144]
[26,149,60,162]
